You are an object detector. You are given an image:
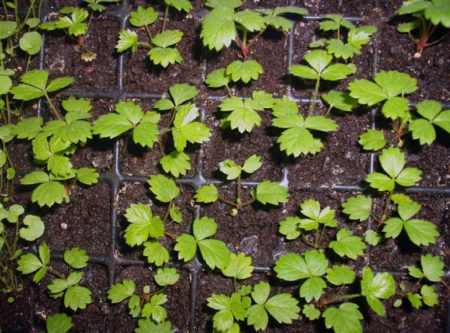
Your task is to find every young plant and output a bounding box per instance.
[116,3,188,68]
[18,97,99,207]
[194,155,289,214]
[122,174,183,267]
[396,0,450,57]
[218,90,274,133]
[107,267,180,331]
[0,204,44,297]
[207,281,300,332]
[18,244,92,311]
[201,1,306,57]
[313,15,377,61]
[394,254,444,309]
[270,97,338,157]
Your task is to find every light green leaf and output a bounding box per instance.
[195,184,219,203]
[421,254,444,282]
[330,229,366,260]
[242,154,262,174]
[254,181,289,206]
[107,279,135,303]
[348,79,387,106]
[365,230,382,246]
[64,247,89,269]
[143,241,169,266]
[19,31,42,55]
[323,302,363,333]
[147,174,180,203]
[154,267,180,286]
[322,91,358,112]
[124,203,165,246]
[234,10,266,32]
[116,29,138,52]
[64,285,92,311]
[201,8,236,51]
[226,60,263,83]
[129,6,158,27]
[46,313,73,333]
[160,151,191,178]
[205,68,230,88]
[326,265,356,285]
[198,239,231,270]
[279,216,302,240]
[300,276,326,302]
[19,215,44,241]
[0,21,17,39]
[31,181,69,207]
[421,285,439,307]
[152,30,183,48]
[223,252,253,279]
[342,195,372,221]
[277,127,323,157]
[193,216,217,240]
[265,293,300,325]
[404,219,439,246]
[175,233,197,262]
[359,129,386,151]
[76,167,99,185]
[219,159,241,180]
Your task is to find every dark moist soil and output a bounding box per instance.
[1,0,449,332]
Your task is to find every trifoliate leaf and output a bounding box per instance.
[147,174,179,203]
[195,184,219,203]
[143,241,169,266]
[223,252,253,279]
[300,199,338,228]
[129,6,158,27]
[330,229,366,259]
[107,279,135,303]
[323,302,363,333]
[64,247,89,269]
[254,181,289,206]
[359,129,386,151]
[342,195,372,221]
[154,267,180,287]
[421,254,444,282]
[326,265,356,285]
[19,215,44,241]
[46,313,73,333]
[160,151,191,178]
[226,60,263,83]
[64,285,92,311]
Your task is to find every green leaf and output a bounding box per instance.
[300,199,337,228]
[169,205,182,223]
[76,167,99,185]
[275,250,328,281]
[289,65,319,80]
[304,50,332,73]
[347,25,377,49]
[254,181,289,206]
[165,0,192,12]
[305,116,338,132]
[329,229,366,260]
[169,83,199,106]
[17,253,43,275]
[64,285,92,311]
[222,252,254,279]
[365,230,382,246]
[205,68,230,88]
[0,75,12,95]
[404,219,439,246]
[93,113,133,139]
[375,70,418,98]
[407,292,423,309]
[397,0,430,15]
[219,159,241,179]
[195,184,219,203]
[326,39,360,60]
[234,10,266,32]
[21,171,49,185]
[143,241,169,266]
[321,63,356,81]
[220,98,261,133]
[381,96,409,120]
[46,313,73,333]
[300,277,326,302]
[408,265,424,279]
[193,216,217,240]
[323,302,363,333]
[39,243,51,265]
[198,239,231,270]
[0,21,17,39]
[425,0,450,28]
[342,195,372,221]
[133,120,159,148]
[124,203,165,246]
[398,20,420,32]
[361,268,395,316]
[31,181,69,207]
[265,293,300,325]
[359,129,386,151]
[251,281,270,304]
[421,254,444,282]
[326,265,356,285]
[322,91,358,112]
[154,267,180,286]
[242,154,262,174]
[116,29,138,52]
[205,0,242,9]
[201,8,236,51]
[107,279,135,303]
[160,151,191,178]
[148,47,183,68]
[279,216,302,240]
[129,6,158,27]
[303,304,321,320]
[48,155,74,178]
[246,303,268,331]
[19,31,42,55]
[277,127,323,157]
[383,217,404,239]
[175,234,197,262]
[410,119,436,145]
[152,30,183,48]
[46,77,74,93]
[348,79,388,106]
[421,285,439,307]
[64,247,89,269]
[226,60,263,83]
[147,174,179,203]
[19,215,44,241]
[366,172,396,192]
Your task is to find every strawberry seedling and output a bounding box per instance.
[396,0,450,57]
[201,1,306,57]
[195,155,289,214]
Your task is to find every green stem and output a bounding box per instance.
[2,1,8,21]
[48,267,66,280]
[162,5,169,32]
[309,76,321,115]
[380,193,393,223]
[144,24,153,42]
[236,175,242,208]
[321,293,361,306]
[218,193,238,208]
[43,91,62,120]
[241,196,256,208]
[324,104,333,117]
[13,0,19,24]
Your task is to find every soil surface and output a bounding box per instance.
[1,0,449,332]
